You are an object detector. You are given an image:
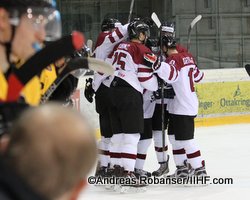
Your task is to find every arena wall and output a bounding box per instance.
[72,68,250,128]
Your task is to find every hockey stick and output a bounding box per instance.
[128,0,135,23]
[245,64,250,76]
[6,31,85,102]
[87,57,114,75]
[187,15,202,51]
[151,12,161,28]
[40,57,114,103]
[151,12,166,162]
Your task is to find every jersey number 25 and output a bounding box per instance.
[112,52,127,70]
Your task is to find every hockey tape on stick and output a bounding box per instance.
[6,32,85,102]
[40,57,114,103]
[87,39,93,56]
[151,12,161,28]
[128,0,135,23]
[190,15,202,29]
[245,64,250,76]
[187,15,202,51]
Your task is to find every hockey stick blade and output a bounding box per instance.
[87,57,114,75]
[190,15,202,29]
[128,0,135,23]
[245,64,250,76]
[151,12,161,28]
[40,57,114,103]
[187,15,202,51]
[40,57,88,103]
[6,32,85,102]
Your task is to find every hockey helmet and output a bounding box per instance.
[0,0,61,41]
[161,21,175,38]
[128,19,150,40]
[161,35,176,49]
[101,18,121,31]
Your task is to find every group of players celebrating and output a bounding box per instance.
[84,17,207,188]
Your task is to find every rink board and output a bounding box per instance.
[73,69,250,128]
[197,81,250,115]
[196,81,250,126]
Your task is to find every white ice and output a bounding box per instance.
[78,123,250,200]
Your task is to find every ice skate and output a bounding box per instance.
[152,155,169,177]
[105,165,124,190]
[95,166,108,178]
[134,168,152,178]
[118,171,147,193]
[166,165,189,181]
[185,166,209,187]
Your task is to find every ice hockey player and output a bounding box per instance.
[151,21,188,177]
[149,21,174,177]
[0,0,61,105]
[106,19,158,187]
[84,18,129,178]
[133,17,158,179]
[0,0,61,136]
[154,34,207,179]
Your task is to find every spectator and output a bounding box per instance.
[0,103,97,200]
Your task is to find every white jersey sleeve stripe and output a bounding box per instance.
[194,71,204,83]
[115,28,123,39]
[168,64,175,80]
[108,25,128,44]
[138,67,153,73]
[155,62,179,83]
[138,75,153,82]
[108,35,116,43]
[193,67,199,77]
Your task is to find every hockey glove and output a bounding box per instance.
[143,53,160,70]
[145,39,159,53]
[153,82,175,100]
[84,78,95,103]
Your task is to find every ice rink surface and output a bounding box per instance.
[79,123,250,200]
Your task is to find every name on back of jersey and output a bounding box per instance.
[118,43,130,51]
[183,56,194,65]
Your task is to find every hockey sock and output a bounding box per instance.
[109,133,123,168]
[183,139,203,169]
[153,130,168,163]
[121,133,140,172]
[135,138,152,169]
[169,135,187,166]
[98,136,111,167]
